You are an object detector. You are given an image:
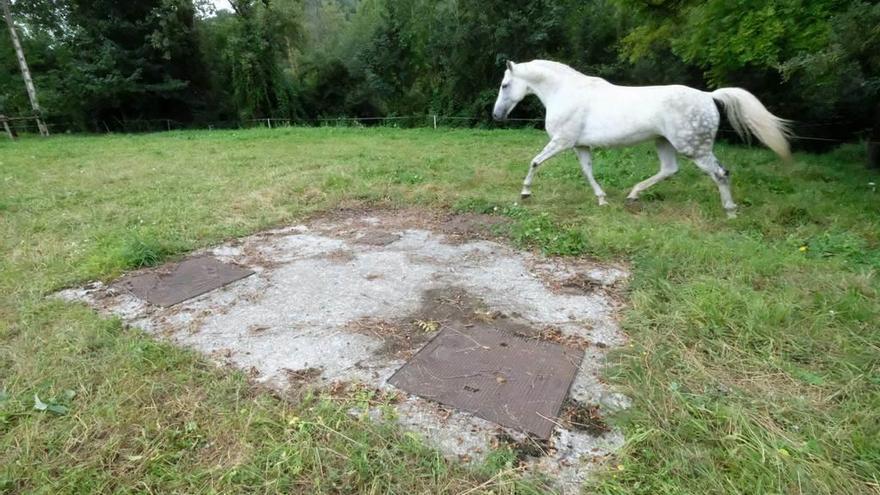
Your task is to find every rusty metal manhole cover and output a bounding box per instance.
[114,256,254,307]
[389,326,584,439]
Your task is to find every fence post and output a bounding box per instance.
[869,103,879,170]
[433,114,438,129]
[0,115,14,140]
[35,116,48,136]
[267,118,272,129]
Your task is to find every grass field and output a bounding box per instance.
[1,127,878,494]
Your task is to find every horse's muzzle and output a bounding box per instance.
[492,111,506,121]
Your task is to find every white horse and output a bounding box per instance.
[492,60,792,217]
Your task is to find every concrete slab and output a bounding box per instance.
[57,209,630,491]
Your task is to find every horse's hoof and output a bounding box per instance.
[726,210,738,219]
[521,193,532,200]
[624,197,641,212]
[598,197,609,206]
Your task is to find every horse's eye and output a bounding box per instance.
[502,83,509,89]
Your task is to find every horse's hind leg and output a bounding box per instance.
[626,138,679,201]
[693,152,737,218]
[575,147,607,205]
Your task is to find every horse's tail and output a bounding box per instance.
[711,88,793,162]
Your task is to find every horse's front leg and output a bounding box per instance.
[521,137,572,198]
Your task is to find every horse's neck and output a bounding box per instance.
[523,64,600,108]
[522,71,560,108]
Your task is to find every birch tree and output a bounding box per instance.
[1,0,48,135]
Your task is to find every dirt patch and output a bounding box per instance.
[346,287,542,360]
[307,207,511,246]
[237,241,284,270]
[325,381,403,408]
[323,249,357,263]
[283,367,324,400]
[408,287,535,337]
[346,318,433,359]
[560,273,605,294]
[560,400,610,436]
[355,231,401,246]
[439,213,510,240]
[526,257,629,299]
[526,326,593,350]
[285,367,323,383]
[247,324,270,335]
[495,432,554,462]
[209,347,235,360]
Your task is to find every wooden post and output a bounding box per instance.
[2,0,48,137]
[869,102,879,170]
[1,115,14,140]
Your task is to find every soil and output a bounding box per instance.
[495,432,554,462]
[560,400,610,436]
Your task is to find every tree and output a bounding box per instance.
[1,0,874,151]
[62,0,212,128]
[781,2,880,167]
[616,0,878,160]
[226,0,299,119]
[196,11,239,122]
[1,0,49,135]
[0,0,215,131]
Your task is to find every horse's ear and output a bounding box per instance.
[506,60,516,72]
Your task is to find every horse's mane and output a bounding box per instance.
[521,60,607,86]
[528,60,583,77]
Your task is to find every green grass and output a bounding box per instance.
[1,127,878,494]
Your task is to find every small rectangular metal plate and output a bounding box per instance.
[115,256,254,307]
[389,326,584,439]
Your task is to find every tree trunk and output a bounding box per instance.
[869,102,880,170]
[2,0,49,136]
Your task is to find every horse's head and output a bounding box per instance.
[493,61,530,121]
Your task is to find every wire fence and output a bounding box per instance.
[235,115,548,130]
[1,113,876,147]
[0,114,546,136]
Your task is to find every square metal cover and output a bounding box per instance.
[389,326,584,439]
[114,256,254,307]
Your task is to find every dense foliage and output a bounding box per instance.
[1,0,878,148]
